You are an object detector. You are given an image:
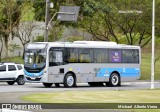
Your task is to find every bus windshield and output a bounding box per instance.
[24,50,46,68]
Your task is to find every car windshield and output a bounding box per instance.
[24,50,46,68]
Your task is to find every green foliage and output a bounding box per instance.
[66,36,85,42]
[8,44,21,52]
[34,36,52,42]
[78,0,154,47]
[20,1,35,21]
[141,49,160,80]
[33,1,45,21]
[0,0,22,59]
[1,56,23,64]
[8,43,21,57]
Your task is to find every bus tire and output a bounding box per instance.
[64,73,76,87]
[109,72,120,87]
[43,83,53,87]
[7,81,15,85]
[55,83,60,87]
[17,76,25,85]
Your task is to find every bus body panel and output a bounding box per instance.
[46,63,140,83]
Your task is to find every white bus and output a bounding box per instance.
[24,41,141,87]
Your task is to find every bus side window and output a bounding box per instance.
[69,53,77,62]
[79,49,93,63]
[49,49,54,66]
[54,51,63,63]
[49,48,63,66]
[122,49,139,63]
[66,48,78,63]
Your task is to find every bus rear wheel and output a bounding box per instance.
[109,73,120,87]
[43,83,53,87]
[64,73,76,87]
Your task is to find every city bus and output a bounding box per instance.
[24,41,141,87]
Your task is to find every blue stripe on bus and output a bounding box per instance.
[96,68,140,77]
[24,70,44,77]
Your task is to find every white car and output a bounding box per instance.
[0,62,25,85]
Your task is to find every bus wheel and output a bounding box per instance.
[43,83,53,87]
[55,83,60,87]
[7,81,15,85]
[64,73,76,87]
[109,73,120,87]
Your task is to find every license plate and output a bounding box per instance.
[30,77,35,80]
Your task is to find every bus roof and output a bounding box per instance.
[29,41,140,49]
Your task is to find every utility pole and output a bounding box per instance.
[151,0,155,89]
[44,0,50,42]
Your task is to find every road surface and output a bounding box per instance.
[0,81,160,93]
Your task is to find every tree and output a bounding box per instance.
[78,0,154,47]
[0,35,4,61]
[29,0,160,48]
[34,35,52,42]
[0,0,22,60]
[14,22,37,59]
[13,1,36,59]
[8,43,21,57]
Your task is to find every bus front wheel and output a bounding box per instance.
[43,83,53,87]
[64,73,76,87]
[109,73,120,87]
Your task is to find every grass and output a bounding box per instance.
[21,90,160,111]
[141,50,160,80]
[1,56,24,64]
[21,90,160,103]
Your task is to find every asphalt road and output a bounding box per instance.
[0,81,160,93]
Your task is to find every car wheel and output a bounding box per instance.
[7,81,15,85]
[43,83,53,87]
[109,73,120,87]
[64,73,76,87]
[17,76,25,85]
